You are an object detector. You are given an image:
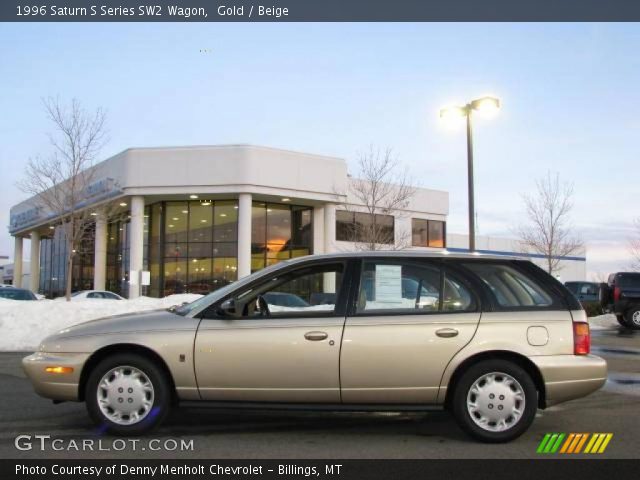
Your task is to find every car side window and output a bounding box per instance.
[87,292,99,298]
[464,262,553,308]
[443,273,475,312]
[581,284,597,295]
[222,263,344,319]
[356,260,475,314]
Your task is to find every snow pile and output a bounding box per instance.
[0,294,203,352]
[588,313,618,330]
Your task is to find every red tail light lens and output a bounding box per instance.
[573,322,590,355]
[614,286,621,302]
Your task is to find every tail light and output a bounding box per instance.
[614,286,621,302]
[573,322,591,355]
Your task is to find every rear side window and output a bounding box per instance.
[464,262,553,308]
[356,260,476,314]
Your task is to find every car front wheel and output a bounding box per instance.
[616,314,629,328]
[85,353,171,435]
[451,360,537,443]
[624,307,640,330]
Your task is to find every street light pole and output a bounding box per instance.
[465,108,476,252]
[439,96,500,253]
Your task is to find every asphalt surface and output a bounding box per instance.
[1,325,639,459]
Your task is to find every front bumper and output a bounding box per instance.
[530,354,607,407]
[22,352,90,401]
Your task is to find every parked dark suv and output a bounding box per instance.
[601,272,640,329]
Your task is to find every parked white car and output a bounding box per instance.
[69,290,125,301]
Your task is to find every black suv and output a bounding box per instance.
[601,272,640,329]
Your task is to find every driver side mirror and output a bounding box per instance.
[217,298,236,317]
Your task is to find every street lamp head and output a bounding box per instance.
[439,105,468,124]
[470,96,500,117]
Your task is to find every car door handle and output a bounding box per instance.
[304,331,328,341]
[436,328,459,338]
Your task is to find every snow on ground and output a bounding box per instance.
[0,294,203,352]
[588,313,618,330]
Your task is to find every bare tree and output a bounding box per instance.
[337,147,416,250]
[18,97,107,300]
[629,218,640,271]
[517,172,583,275]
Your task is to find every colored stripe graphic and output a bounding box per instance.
[538,433,613,454]
[537,433,565,453]
[598,434,613,453]
[585,433,613,454]
[537,433,552,453]
[574,433,589,453]
[559,433,575,453]
[550,433,565,453]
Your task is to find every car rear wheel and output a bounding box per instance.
[451,360,537,443]
[624,307,640,330]
[85,353,171,435]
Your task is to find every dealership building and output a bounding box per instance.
[8,145,586,298]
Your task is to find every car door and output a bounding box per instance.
[194,260,351,403]
[340,258,481,404]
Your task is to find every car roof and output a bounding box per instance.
[282,250,520,265]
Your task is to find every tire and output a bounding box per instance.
[624,307,640,330]
[451,360,537,443]
[616,315,629,328]
[85,353,171,435]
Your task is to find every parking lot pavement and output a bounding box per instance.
[1,326,639,459]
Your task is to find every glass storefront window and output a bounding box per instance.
[266,204,291,247]
[148,203,162,297]
[292,206,312,248]
[165,203,189,243]
[39,225,94,298]
[38,198,315,298]
[106,218,131,296]
[161,200,239,296]
[214,201,238,242]
[189,202,213,242]
[251,202,313,272]
[164,259,187,295]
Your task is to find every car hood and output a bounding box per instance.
[48,309,196,340]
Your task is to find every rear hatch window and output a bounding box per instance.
[619,274,640,288]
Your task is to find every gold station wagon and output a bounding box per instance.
[23,252,607,442]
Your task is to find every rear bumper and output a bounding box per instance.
[530,354,607,407]
[22,352,90,401]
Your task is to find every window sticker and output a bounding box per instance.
[374,264,403,305]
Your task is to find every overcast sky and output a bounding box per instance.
[1,23,638,278]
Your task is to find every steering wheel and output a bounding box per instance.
[256,295,271,317]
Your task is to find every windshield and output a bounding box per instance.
[0,289,34,300]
